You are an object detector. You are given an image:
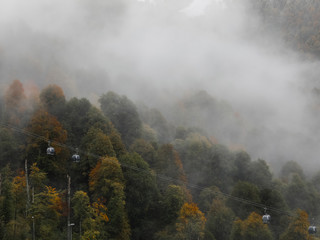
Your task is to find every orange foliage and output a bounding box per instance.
[46,186,63,214]
[12,170,26,195]
[27,109,67,154]
[92,198,109,223]
[179,202,206,225]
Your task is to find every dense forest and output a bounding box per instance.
[1,79,320,240]
[2,0,320,240]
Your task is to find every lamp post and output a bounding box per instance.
[67,175,71,240]
[68,223,75,240]
[32,216,35,240]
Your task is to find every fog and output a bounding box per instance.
[1,0,320,174]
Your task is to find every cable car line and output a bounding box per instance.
[0,122,303,219]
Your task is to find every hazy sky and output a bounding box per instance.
[1,0,320,174]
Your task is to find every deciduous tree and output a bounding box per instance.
[175,202,206,240]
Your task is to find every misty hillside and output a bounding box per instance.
[2,0,320,239]
[1,80,320,239]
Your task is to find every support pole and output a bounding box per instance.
[67,175,71,240]
[25,159,30,205]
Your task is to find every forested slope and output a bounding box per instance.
[1,80,320,240]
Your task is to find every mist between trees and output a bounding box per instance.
[0,80,320,240]
[2,0,320,239]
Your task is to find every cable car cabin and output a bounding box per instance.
[308,226,317,234]
[72,154,80,163]
[262,214,271,224]
[47,146,55,156]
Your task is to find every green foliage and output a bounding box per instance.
[82,127,116,169]
[228,181,261,219]
[0,128,20,168]
[130,139,157,168]
[119,152,159,239]
[233,151,251,183]
[156,144,186,190]
[197,186,222,214]
[30,186,64,240]
[161,185,187,226]
[281,161,305,182]
[260,188,289,239]
[39,84,66,118]
[72,190,91,237]
[3,82,320,239]
[99,91,142,146]
[62,97,92,147]
[204,199,235,240]
[139,107,174,143]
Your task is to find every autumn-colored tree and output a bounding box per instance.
[230,212,273,240]
[175,202,206,240]
[79,127,116,189]
[29,163,47,193]
[26,109,67,155]
[25,109,68,180]
[89,156,130,240]
[280,209,312,240]
[30,186,64,239]
[5,171,30,240]
[12,171,27,216]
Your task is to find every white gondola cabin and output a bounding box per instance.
[262,214,271,224]
[72,148,80,162]
[46,141,55,156]
[308,226,317,234]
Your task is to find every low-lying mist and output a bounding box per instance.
[1,0,320,175]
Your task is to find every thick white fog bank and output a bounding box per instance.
[1,0,320,174]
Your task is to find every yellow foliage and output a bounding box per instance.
[12,170,26,195]
[179,202,206,226]
[45,186,63,213]
[92,198,109,223]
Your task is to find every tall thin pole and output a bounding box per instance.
[25,159,30,206]
[67,175,71,240]
[32,216,35,240]
[0,173,2,195]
